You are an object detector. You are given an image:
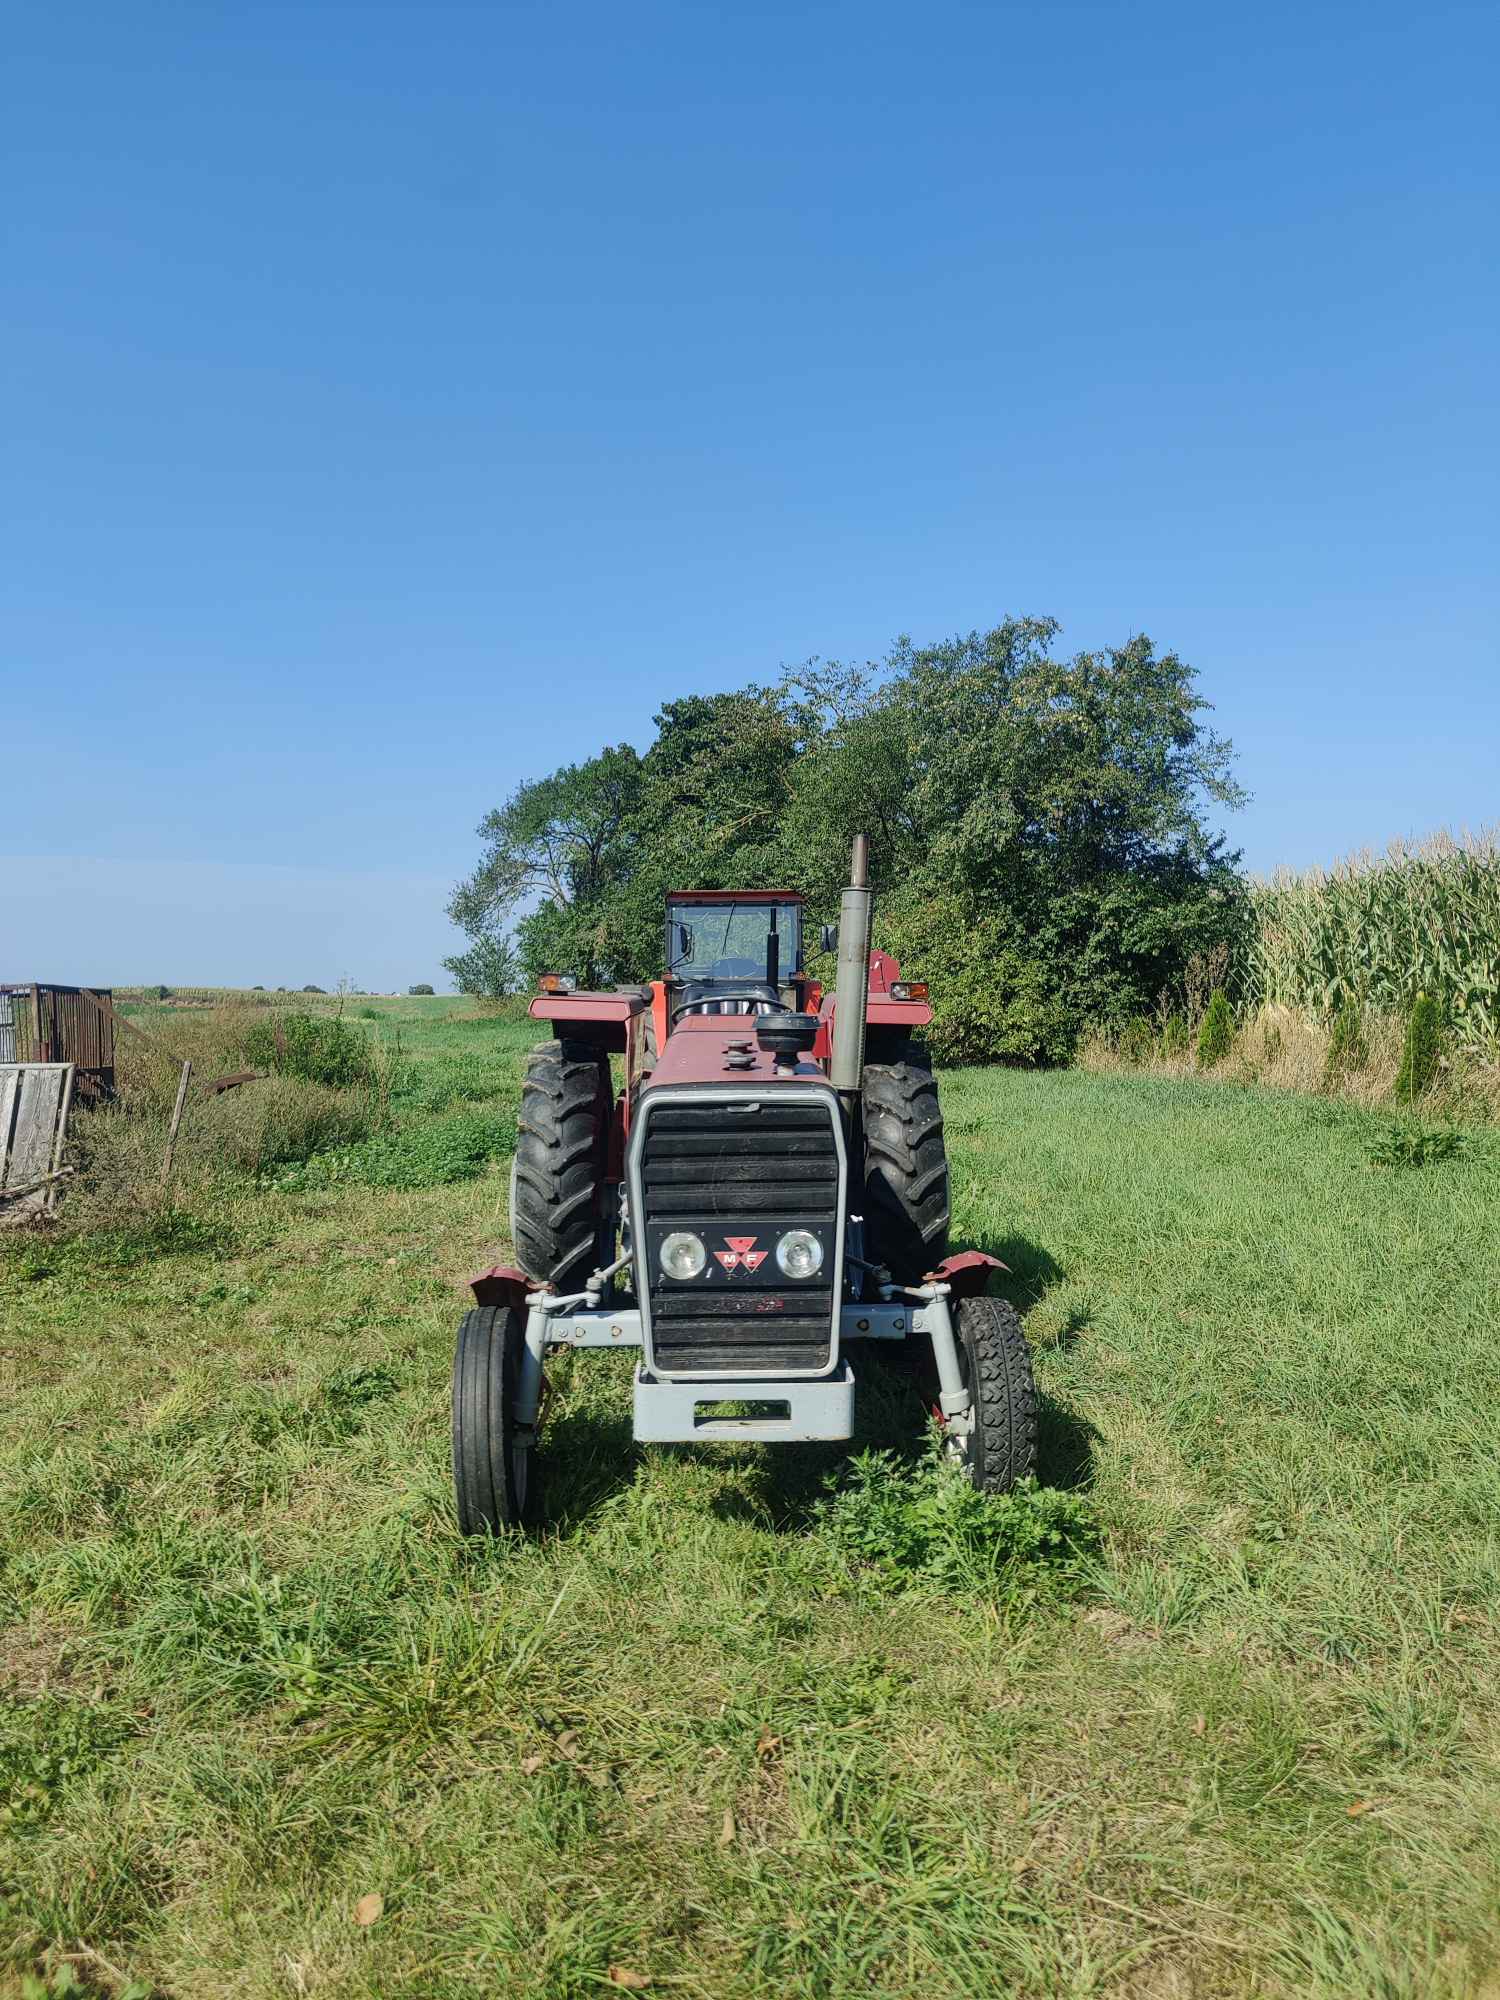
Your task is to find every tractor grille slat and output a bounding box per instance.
[639,1098,840,1377]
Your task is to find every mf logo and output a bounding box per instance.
[715,1234,767,1274]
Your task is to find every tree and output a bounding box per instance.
[1395,991,1443,1101]
[447,747,642,987]
[408,983,436,996]
[786,621,1248,1055]
[1196,990,1235,1067]
[443,933,519,1000]
[448,619,1247,1060]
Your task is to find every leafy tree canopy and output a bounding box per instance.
[449,619,1248,1060]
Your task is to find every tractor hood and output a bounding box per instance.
[642,1014,829,1091]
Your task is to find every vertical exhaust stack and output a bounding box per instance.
[829,832,872,1107]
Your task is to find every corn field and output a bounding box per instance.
[1246,829,1500,1049]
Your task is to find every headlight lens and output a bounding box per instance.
[775,1229,824,1279]
[659,1231,707,1280]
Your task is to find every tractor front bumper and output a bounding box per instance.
[633,1361,856,1442]
[517,1281,976,1447]
[527,1299,913,1445]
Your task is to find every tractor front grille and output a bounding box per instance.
[636,1097,842,1377]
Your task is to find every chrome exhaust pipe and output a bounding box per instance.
[829,832,871,1102]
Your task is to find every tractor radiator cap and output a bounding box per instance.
[754,1011,820,1059]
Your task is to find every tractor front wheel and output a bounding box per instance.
[862,1048,950,1282]
[452,1305,539,1531]
[948,1294,1037,1493]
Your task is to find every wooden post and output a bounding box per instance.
[162,1060,193,1186]
[46,1063,76,1215]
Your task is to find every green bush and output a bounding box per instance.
[408,983,436,996]
[1395,991,1444,1102]
[1322,998,1367,1086]
[241,1012,375,1091]
[1160,1015,1189,1058]
[809,1445,1098,1603]
[876,895,1081,1065]
[1195,989,1234,1068]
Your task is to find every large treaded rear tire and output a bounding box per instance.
[510,1039,611,1289]
[452,1305,537,1531]
[951,1295,1037,1493]
[862,1048,950,1282]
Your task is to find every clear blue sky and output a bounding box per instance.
[5,1,1496,991]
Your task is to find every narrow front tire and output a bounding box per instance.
[452,1305,539,1532]
[949,1294,1038,1493]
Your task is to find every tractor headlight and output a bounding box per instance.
[775,1229,824,1279]
[659,1231,707,1280]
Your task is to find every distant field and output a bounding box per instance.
[3,1003,1500,1996]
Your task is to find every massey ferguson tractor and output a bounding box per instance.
[452,836,1037,1528]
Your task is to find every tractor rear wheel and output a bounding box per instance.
[862,1047,950,1282]
[510,1039,612,1289]
[452,1304,538,1531]
[949,1294,1037,1493]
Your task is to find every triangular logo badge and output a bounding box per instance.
[714,1234,768,1274]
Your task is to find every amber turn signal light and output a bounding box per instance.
[538,973,577,994]
[889,981,928,1001]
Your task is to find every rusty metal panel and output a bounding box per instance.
[0,986,116,1098]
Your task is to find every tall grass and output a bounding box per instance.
[1246,829,1500,1049]
[63,1005,395,1228]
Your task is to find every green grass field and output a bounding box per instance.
[4,1000,1500,1998]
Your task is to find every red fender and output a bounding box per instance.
[925,1249,1009,1297]
[469,1264,535,1309]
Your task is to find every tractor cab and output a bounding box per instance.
[665,890,807,1021]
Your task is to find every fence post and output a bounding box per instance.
[162,1060,193,1187]
[47,1064,76,1215]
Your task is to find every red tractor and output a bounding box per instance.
[452,837,1037,1528]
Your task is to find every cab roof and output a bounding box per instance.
[665,889,804,905]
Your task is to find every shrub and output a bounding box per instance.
[302,984,326,994]
[809,1444,1098,1603]
[1323,998,1367,1087]
[409,983,436,996]
[1118,1017,1155,1066]
[1196,989,1235,1067]
[876,894,1081,1065]
[1395,991,1444,1102]
[241,1012,376,1091]
[1160,1014,1189,1058]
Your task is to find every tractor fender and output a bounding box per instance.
[925,1249,1010,1298]
[529,989,649,1054]
[470,1265,535,1309]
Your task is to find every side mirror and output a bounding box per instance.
[677,923,694,959]
[820,923,838,954]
